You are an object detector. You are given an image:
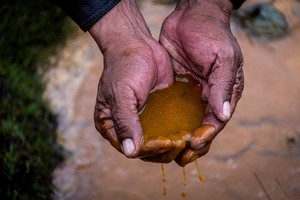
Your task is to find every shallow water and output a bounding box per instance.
[45,1,300,199]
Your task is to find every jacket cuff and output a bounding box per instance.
[229,0,246,9]
[53,0,121,31]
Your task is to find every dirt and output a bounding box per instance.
[45,0,300,199]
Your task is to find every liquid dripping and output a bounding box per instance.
[161,164,167,198]
[181,191,187,198]
[195,159,206,183]
[181,167,187,198]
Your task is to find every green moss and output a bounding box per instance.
[0,0,73,199]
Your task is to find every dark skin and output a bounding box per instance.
[89,0,244,166]
[160,0,244,165]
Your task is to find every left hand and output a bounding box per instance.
[160,0,244,166]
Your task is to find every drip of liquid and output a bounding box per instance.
[181,167,187,198]
[160,162,206,199]
[195,159,206,183]
[161,164,167,198]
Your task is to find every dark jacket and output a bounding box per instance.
[52,0,120,31]
[53,0,245,31]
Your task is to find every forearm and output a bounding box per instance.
[175,0,235,26]
[88,0,152,53]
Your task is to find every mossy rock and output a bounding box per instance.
[233,2,289,39]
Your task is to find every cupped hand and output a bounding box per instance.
[160,0,244,166]
[89,0,173,158]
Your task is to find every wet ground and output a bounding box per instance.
[45,0,300,199]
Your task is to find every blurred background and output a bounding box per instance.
[1,0,300,199]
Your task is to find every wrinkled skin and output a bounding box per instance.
[89,0,174,157]
[160,0,244,166]
[89,0,244,165]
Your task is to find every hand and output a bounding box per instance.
[89,0,173,158]
[160,0,244,166]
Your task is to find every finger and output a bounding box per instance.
[154,44,174,90]
[175,144,211,167]
[100,119,123,153]
[141,139,187,163]
[230,66,244,113]
[201,79,210,101]
[176,124,215,167]
[141,149,178,164]
[94,100,123,153]
[141,153,174,164]
[203,105,227,133]
[190,105,225,150]
[208,58,236,122]
[190,124,216,150]
[140,137,173,157]
[110,84,143,158]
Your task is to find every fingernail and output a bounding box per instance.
[192,126,215,150]
[196,142,207,149]
[122,138,135,156]
[222,101,231,120]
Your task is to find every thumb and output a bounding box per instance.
[110,86,143,158]
[208,61,235,122]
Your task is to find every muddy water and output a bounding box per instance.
[139,74,208,162]
[46,1,300,199]
[140,74,206,139]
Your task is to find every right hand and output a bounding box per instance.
[89,0,174,158]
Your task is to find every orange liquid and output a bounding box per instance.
[181,167,187,198]
[195,159,206,183]
[181,191,187,198]
[161,164,167,198]
[140,74,206,139]
[139,74,207,161]
[160,161,206,199]
[141,74,208,198]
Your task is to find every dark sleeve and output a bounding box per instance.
[229,0,246,9]
[52,0,120,31]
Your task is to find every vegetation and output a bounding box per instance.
[0,0,72,199]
